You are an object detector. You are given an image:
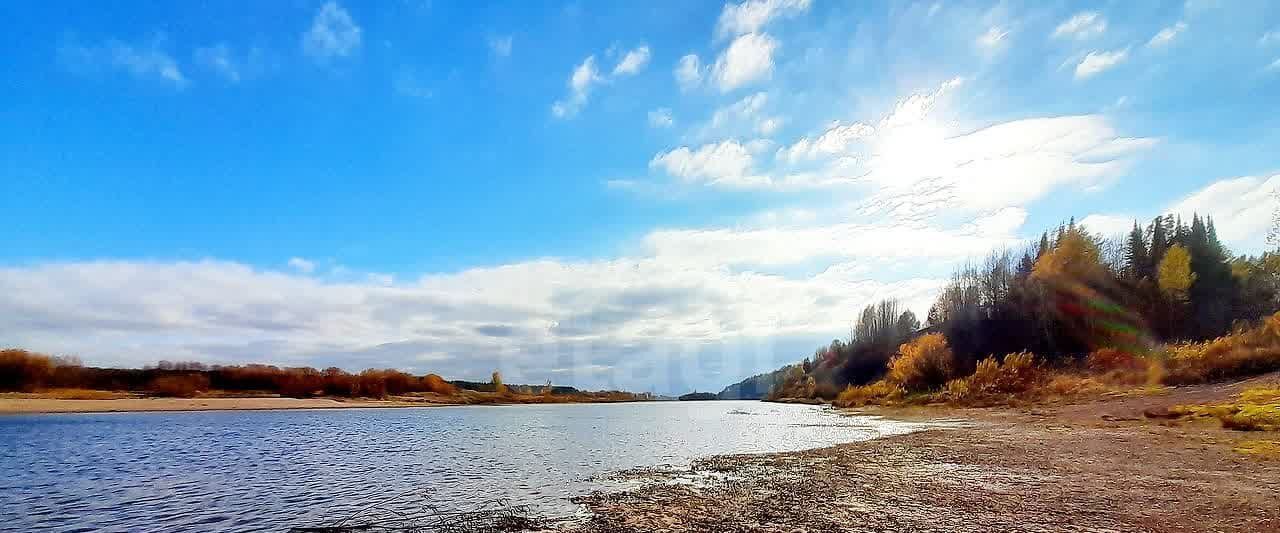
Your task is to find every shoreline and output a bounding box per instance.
[563,375,1280,532]
[0,396,447,414]
[0,395,652,415]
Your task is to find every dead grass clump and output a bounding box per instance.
[887,333,955,393]
[39,388,124,400]
[1234,440,1280,460]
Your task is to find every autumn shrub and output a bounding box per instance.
[943,352,1047,402]
[887,333,955,392]
[148,374,209,398]
[1087,347,1144,373]
[421,373,458,395]
[0,349,56,392]
[1162,313,1280,385]
[833,381,903,407]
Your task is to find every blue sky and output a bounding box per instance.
[2,0,1279,394]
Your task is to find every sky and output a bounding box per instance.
[2,0,1280,395]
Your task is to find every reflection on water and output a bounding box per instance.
[0,400,927,532]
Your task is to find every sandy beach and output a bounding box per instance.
[565,374,1280,533]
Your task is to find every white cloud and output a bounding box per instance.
[288,257,316,274]
[691,91,781,140]
[650,140,760,187]
[1268,58,1280,72]
[302,1,362,63]
[552,55,602,118]
[1075,48,1129,79]
[976,26,1010,52]
[194,43,266,83]
[488,35,513,58]
[1052,12,1107,40]
[715,0,812,39]
[674,54,705,91]
[648,107,675,128]
[776,121,874,164]
[1083,174,1280,252]
[1261,29,1280,47]
[712,33,778,92]
[756,117,783,136]
[1147,22,1188,48]
[1079,214,1138,237]
[61,35,188,87]
[612,45,651,76]
[1167,174,1280,247]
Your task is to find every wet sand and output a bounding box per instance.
[567,375,1280,532]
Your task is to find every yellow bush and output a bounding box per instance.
[943,352,1046,403]
[887,333,954,392]
[833,381,902,407]
[1162,315,1280,385]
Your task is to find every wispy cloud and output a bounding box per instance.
[60,34,188,88]
[1075,48,1129,79]
[302,1,362,63]
[194,43,267,83]
[648,108,675,128]
[1052,12,1107,40]
[551,55,602,118]
[1147,22,1188,48]
[612,45,651,76]
[488,34,513,58]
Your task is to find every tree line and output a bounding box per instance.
[769,214,1280,400]
[0,351,626,400]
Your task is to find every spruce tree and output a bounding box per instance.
[1125,221,1149,281]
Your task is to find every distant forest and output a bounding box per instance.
[720,214,1280,400]
[0,351,638,400]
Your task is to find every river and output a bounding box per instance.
[0,400,927,532]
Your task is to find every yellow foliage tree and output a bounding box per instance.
[1032,226,1103,281]
[491,370,508,395]
[1157,244,1195,301]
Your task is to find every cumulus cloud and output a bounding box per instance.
[715,0,812,39]
[648,107,675,128]
[1262,29,1280,47]
[650,140,759,187]
[712,33,778,92]
[0,211,1006,392]
[302,1,362,63]
[1052,12,1107,40]
[1079,214,1138,237]
[60,35,188,87]
[612,45,651,76]
[1075,48,1129,79]
[674,54,705,91]
[1147,22,1188,48]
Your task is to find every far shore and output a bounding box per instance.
[0,396,451,414]
[0,391,652,414]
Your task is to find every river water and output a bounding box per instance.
[0,400,927,532]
